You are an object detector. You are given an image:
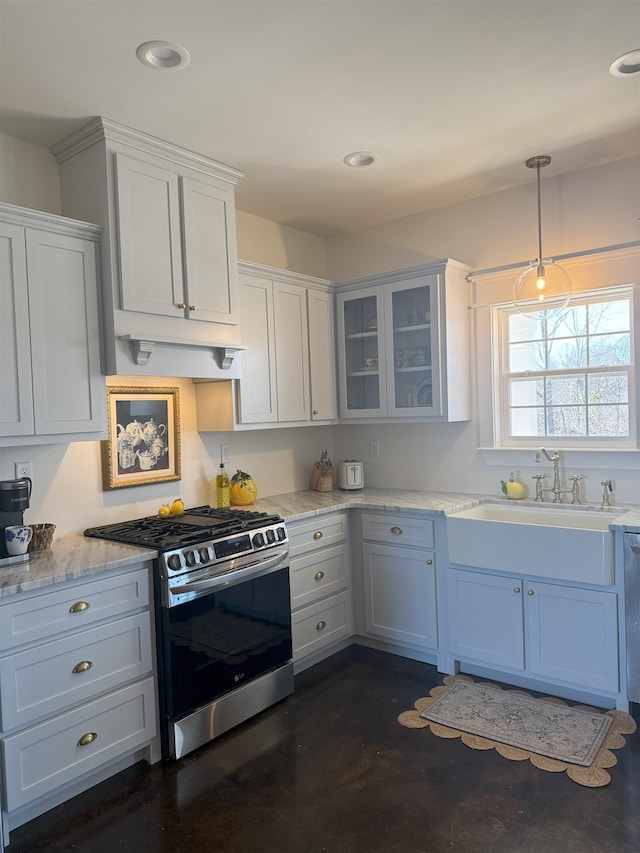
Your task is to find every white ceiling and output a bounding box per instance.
[1,1,638,236]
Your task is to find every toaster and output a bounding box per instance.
[338,460,364,490]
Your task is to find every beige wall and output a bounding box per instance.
[236,209,328,279]
[0,132,61,214]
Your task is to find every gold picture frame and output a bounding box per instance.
[102,386,181,490]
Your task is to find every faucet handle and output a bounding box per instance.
[601,480,612,507]
[569,475,583,482]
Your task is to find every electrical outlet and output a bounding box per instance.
[221,444,231,464]
[369,440,379,457]
[15,461,33,480]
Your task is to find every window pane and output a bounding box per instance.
[547,336,588,369]
[546,406,586,436]
[589,374,628,404]
[547,375,586,405]
[588,405,629,436]
[509,378,543,406]
[588,301,630,333]
[508,312,544,343]
[510,407,544,436]
[546,305,587,338]
[509,341,545,372]
[589,333,631,366]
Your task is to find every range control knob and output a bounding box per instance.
[198,546,212,563]
[276,526,287,541]
[252,532,265,548]
[167,554,182,572]
[185,550,197,567]
[266,529,276,544]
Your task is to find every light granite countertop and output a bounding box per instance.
[1,488,638,598]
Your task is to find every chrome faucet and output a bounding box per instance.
[534,448,573,503]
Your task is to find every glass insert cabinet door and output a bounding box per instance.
[337,286,386,416]
[385,277,439,417]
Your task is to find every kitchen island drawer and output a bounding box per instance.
[288,513,348,558]
[362,512,434,549]
[0,567,150,649]
[2,677,156,811]
[292,590,353,660]
[0,612,153,731]
[290,544,349,609]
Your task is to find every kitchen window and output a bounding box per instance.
[495,289,636,448]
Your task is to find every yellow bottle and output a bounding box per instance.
[216,464,230,508]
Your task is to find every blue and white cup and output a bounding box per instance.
[5,525,33,556]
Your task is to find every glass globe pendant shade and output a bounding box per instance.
[513,258,572,316]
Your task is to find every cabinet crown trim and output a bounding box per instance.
[50,117,244,185]
[334,258,471,292]
[0,203,102,240]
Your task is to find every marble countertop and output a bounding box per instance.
[1,488,637,598]
[0,537,155,598]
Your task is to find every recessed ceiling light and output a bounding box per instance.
[343,151,379,168]
[136,40,191,70]
[609,48,640,77]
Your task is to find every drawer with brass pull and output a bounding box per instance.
[0,566,150,649]
[0,612,152,730]
[291,590,353,661]
[362,512,435,549]
[288,513,348,558]
[1,677,156,810]
[290,544,349,609]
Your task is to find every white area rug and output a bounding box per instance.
[420,680,611,766]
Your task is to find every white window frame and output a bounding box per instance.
[493,287,636,450]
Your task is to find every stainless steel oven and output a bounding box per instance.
[85,507,293,759]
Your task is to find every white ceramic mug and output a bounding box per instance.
[5,525,33,556]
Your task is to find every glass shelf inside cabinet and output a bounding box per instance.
[343,294,380,410]
[392,283,433,410]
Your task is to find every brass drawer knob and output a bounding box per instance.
[177,302,186,309]
[390,527,403,535]
[514,587,521,594]
[72,660,93,674]
[313,531,323,540]
[77,732,97,747]
[316,620,326,631]
[314,571,325,581]
[189,305,196,311]
[528,589,535,595]
[69,601,90,613]
[426,559,433,565]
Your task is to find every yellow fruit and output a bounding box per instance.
[158,504,171,518]
[229,470,257,506]
[170,498,185,515]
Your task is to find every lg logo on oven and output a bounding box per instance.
[234,673,245,683]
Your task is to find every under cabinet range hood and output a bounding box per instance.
[51,117,246,378]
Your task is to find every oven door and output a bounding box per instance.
[157,564,292,723]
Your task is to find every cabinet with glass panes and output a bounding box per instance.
[335,260,471,422]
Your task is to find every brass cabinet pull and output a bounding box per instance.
[313,531,323,540]
[77,732,97,747]
[426,559,433,565]
[72,660,93,674]
[189,305,196,311]
[314,571,325,581]
[316,621,326,631]
[514,587,521,594]
[313,409,319,415]
[528,589,535,596]
[69,601,90,613]
[177,302,186,309]
[390,527,403,535]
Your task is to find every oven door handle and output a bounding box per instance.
[169,549,289,598]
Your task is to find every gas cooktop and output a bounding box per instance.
[84,506,283,551]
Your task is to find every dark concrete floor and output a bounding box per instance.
[7,646,640,853]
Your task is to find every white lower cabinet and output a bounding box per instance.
[1,564,158,846]
[447,567,619,694]
[289,513,352,670]
[360,513,438,654]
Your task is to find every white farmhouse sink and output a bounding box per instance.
[446,503,626,585]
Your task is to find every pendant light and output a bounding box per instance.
[513,155,571,316]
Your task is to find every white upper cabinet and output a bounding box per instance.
[51,118,244,378]
[335,259,471,422]
[195,263,336,431]
[0,204,105,444]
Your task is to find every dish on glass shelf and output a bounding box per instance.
[415,376,432,406]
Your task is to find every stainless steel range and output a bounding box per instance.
[85,506,293,759]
